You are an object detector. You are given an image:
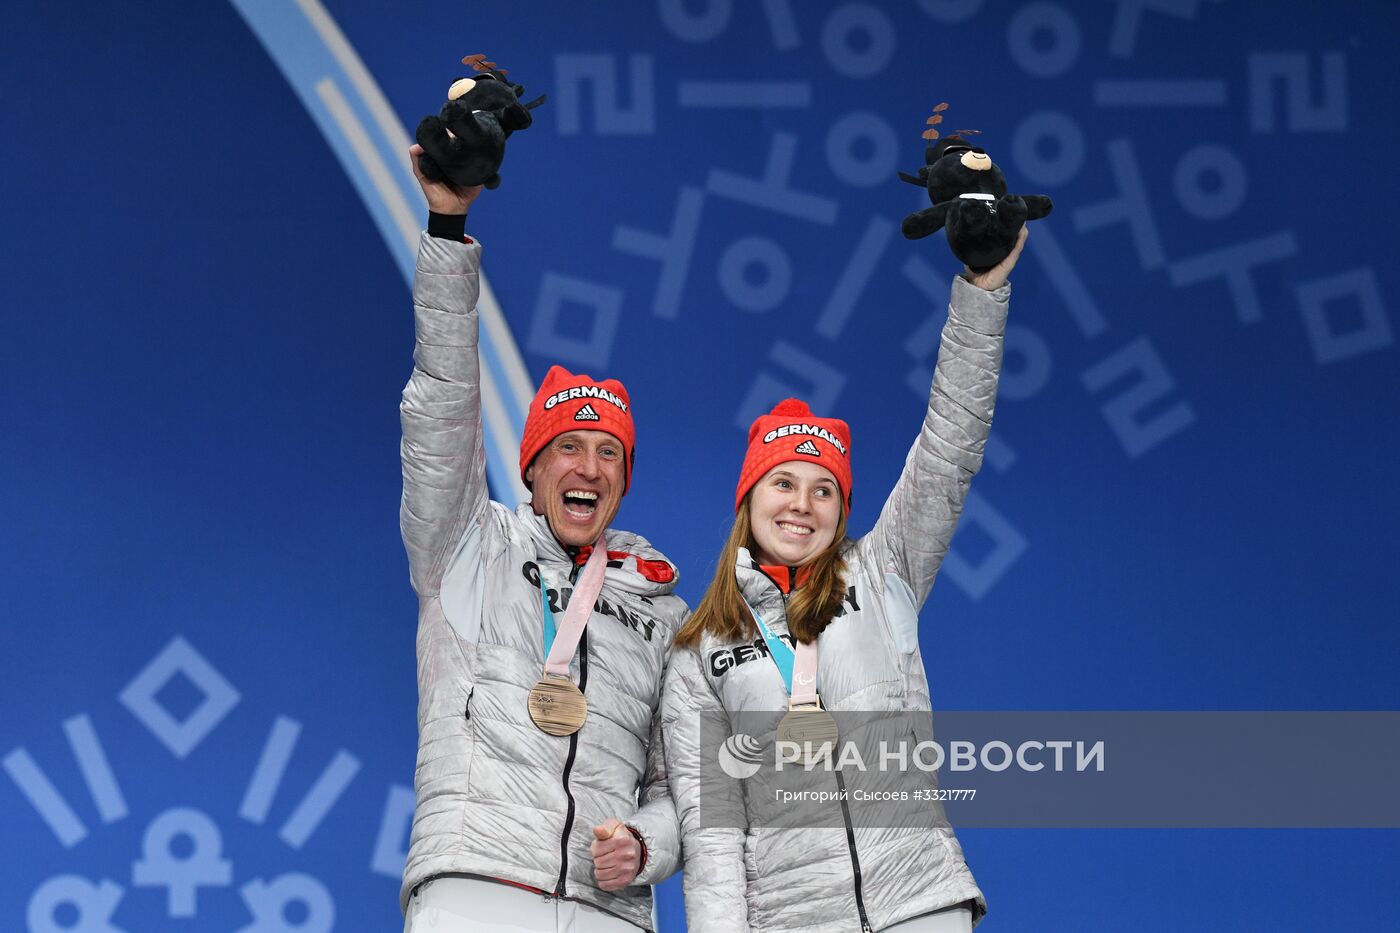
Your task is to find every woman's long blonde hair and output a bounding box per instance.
[675,496,850,648]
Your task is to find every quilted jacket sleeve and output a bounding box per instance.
[625,664,682,886]
[859,275,1009,608]
[399,232,490,599]
[662,647,751,932]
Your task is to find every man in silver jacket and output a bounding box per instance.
[399,146,687,932]
[662,238,1025,931]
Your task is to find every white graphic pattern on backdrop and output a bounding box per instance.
[6,637,387,930]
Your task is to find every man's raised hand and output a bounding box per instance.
[409,143,483,216]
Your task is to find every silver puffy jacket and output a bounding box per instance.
[663,275,1009,932]
[399,232,687,928]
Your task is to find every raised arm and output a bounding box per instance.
[860,228,1025,608]
[399,146,488,597]
[663,648,751,932]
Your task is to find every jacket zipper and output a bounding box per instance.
[553,558,587,897]
[755,565,798,609]
[778,563,871,932]
[834,768,873,932]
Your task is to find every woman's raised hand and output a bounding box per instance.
[963,225,1028,291]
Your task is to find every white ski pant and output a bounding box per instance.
[404,876,646,933]
[404,877,969,932]
[884,901,975,932]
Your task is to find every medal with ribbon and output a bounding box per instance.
[745,597,839,766]
[528,537,609,736]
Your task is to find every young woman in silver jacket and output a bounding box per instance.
[661,231,1026,932]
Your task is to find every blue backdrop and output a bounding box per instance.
[3,1,1398,930]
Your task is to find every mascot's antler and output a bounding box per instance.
[918,103,983,143]
[922,102,949,140]
[459,52,544,109]
[900,103,984,187]
[462,53,508,77]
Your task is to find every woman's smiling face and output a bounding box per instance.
[747,460,842,567]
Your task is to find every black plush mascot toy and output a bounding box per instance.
[899,103,1052,271]
[415,54,546,190]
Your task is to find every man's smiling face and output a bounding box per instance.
[525,430,626,548]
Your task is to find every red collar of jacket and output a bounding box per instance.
[757,563,811,594]
[574,544,675,584]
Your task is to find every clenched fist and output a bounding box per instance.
[590,818,643,891]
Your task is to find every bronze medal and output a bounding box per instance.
[528,674,588,736]
[777,699,839,767]
[532,536,607,737]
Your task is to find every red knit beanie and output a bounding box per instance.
[735,399,852,512]
[520,365,635,491]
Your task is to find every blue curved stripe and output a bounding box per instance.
[229,0,531,505]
